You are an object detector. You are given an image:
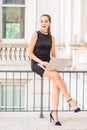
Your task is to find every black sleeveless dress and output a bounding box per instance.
[31,30,52,77]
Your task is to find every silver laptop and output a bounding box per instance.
[38,58,69,71]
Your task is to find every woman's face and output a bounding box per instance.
[40,16,51,32]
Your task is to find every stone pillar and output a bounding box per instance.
[64,0,71,57]
[0,1,2,42]
[73,0,83,43]
[83,0,87,42]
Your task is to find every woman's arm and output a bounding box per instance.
[50,36,57,57]
[28,32,43,64]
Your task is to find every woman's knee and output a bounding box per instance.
[50,71,61,80]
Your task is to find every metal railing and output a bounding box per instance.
[0,70,87,116]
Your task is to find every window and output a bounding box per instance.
[0,0,36,42]
[2,7,25,39]
[3,0,25,5]
[1,85,25,111]
[2,0,25,39]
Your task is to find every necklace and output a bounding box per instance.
[40,30,48,35]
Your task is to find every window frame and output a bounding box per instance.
[1,84,25,110]
[0,0,36,44]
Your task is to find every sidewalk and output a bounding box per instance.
[0,111,87,130]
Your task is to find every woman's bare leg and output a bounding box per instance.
[51,79,60,122]
[43,70,78,110]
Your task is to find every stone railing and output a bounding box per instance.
[0,44,29,61]
[0,43,65,61]
[57,43,87,70]
[70,43,87,70]
[1,43,87,70]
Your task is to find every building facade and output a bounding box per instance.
[0,0,87,111]
[0,0,87,69]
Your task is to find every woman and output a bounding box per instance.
[28,14,81,126]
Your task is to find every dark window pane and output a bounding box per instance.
[3,0,25,5]
[2,7,25,39]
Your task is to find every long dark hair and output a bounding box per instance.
[40,14,51,34]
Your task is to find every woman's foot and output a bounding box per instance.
[74,107,81,113]
[67,98,81,112]
[50,110,62,126]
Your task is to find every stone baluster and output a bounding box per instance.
[7,47,11,60]
[11,48,16,60]
[25,48,29,61]
[21,48,25,60]
[16,48,21,60]
[2,47,6,60]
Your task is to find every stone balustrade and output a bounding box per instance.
[0,44,29,61]
[70,43,87,70]
[0,43,87,70]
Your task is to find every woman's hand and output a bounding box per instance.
[40,61,49,67]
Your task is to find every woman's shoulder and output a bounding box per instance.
[32,30,40,36]
[31,31,38,38]
[29,31,38,42]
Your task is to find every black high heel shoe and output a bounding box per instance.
[67,98,81,113]
[74,107,81,112]
[50,110,62,126]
